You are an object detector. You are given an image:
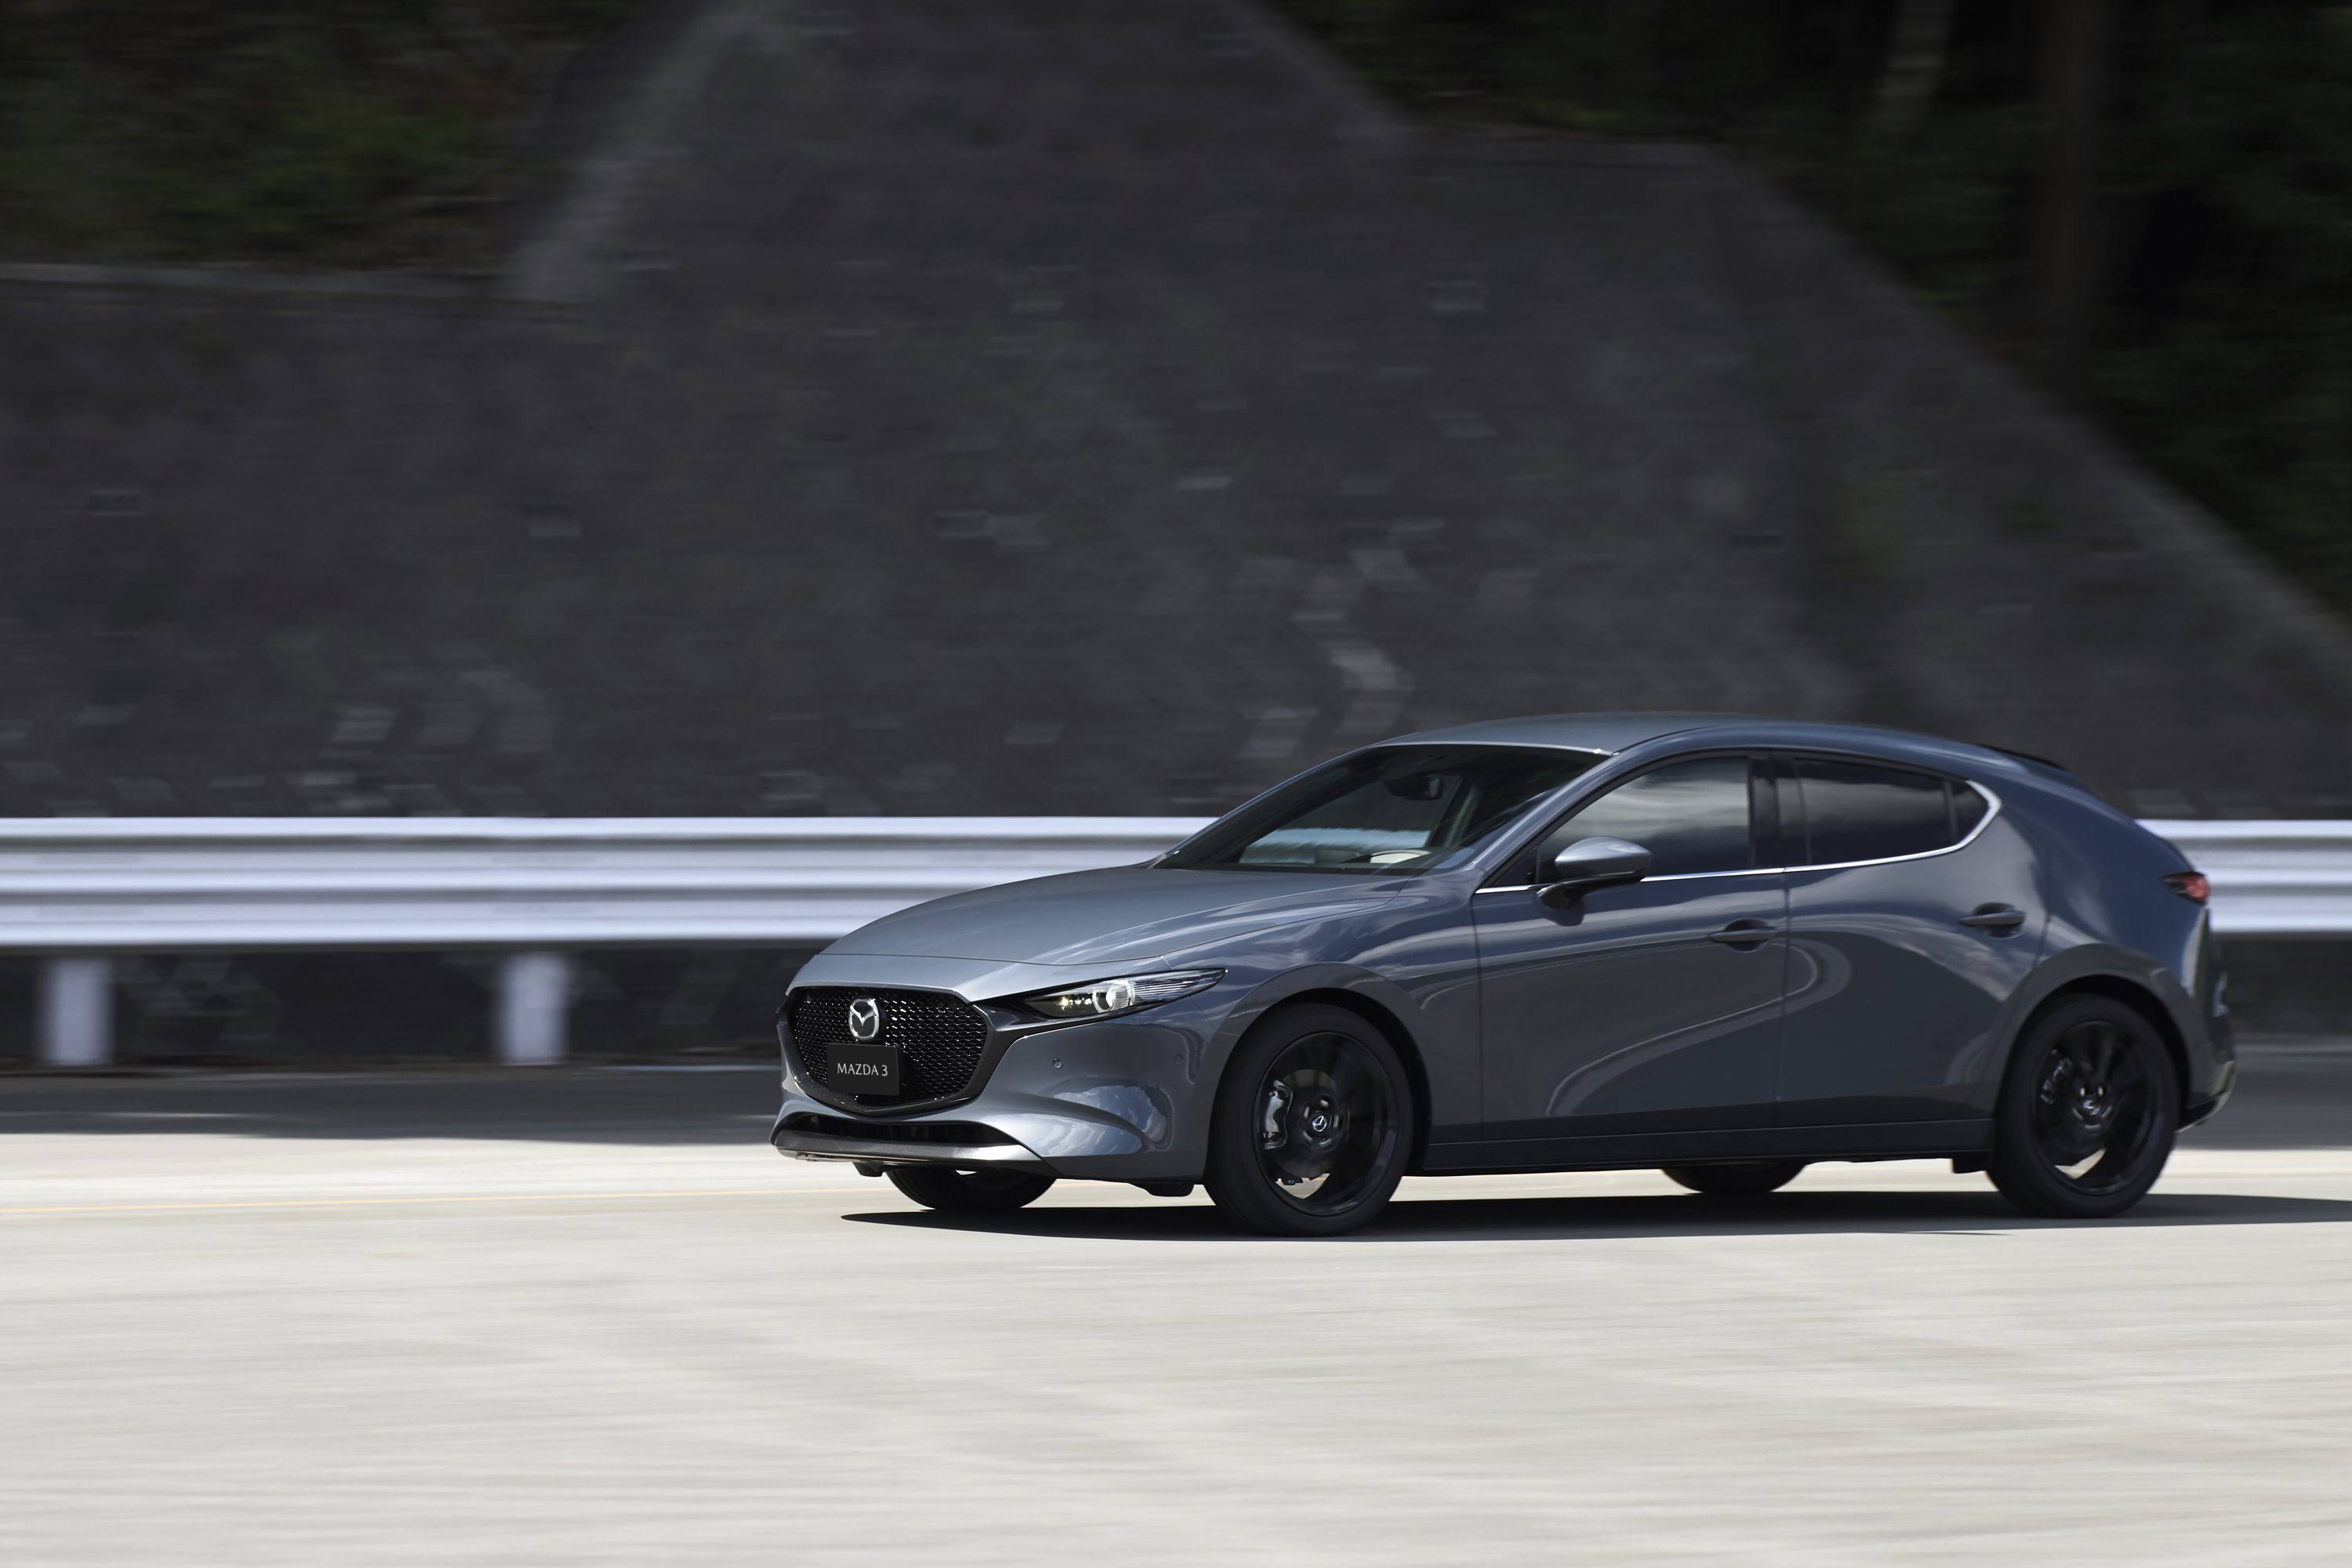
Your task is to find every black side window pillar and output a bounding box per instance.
[1748,754,1784,869]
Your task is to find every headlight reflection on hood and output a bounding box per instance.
[1016,969,1224,1022]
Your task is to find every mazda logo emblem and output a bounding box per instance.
[846,996,882,1043]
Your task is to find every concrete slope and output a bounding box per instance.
[1,0,2347,820]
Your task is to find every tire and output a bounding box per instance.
[1661,1160,1806,1196]
[885,1165,1054,1213]
[1203,1003,1414,1237]
[1987,996,2180,1219]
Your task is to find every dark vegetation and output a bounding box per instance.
[0,0,630,269]
[1276,0,2352,615]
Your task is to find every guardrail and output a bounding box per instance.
[2,817,2341,1068]
[2140,822,2352,938]
[0,818,1207,1069]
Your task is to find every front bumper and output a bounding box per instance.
[772,1113,1052,1171]
[771,993,1229,1181]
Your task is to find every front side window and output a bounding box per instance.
[1161,746,1604,876]
[1791,757,1977,866]
[1533,753,1759,878]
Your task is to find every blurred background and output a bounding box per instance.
[2,0,2348,1055]
[6,8,2352,1566]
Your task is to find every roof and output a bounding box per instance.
[1386,713,1763,755]
[1385,713,2033,776]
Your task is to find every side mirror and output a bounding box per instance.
[1537,837,1652,907]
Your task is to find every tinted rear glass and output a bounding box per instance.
[1163,746,1602,876]
[1793,758,1966,866]
[1951,785,1987,840]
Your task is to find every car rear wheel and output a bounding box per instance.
[885,1166,1054,1213]
[1987,996,2179,1219]
[1661,1160,1806,1196]
[1204,1004,1413,1237]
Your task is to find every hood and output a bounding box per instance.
[827,866,1406,967]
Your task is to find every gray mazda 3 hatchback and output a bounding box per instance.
[771,714,2234,1235]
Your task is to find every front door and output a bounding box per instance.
[1474,753,1788,1142]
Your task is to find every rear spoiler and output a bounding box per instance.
[1983,745,2088,788]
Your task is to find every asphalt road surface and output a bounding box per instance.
[5,1041,2351,1566]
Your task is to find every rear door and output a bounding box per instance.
[1775,753,2045,1126]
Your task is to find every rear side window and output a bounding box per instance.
[1537,754,1757,878]
[1790,757,1982,866]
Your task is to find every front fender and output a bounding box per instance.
[1210,962,1433,1058]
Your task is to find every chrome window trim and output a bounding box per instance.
[1476,866,1774,894]
[1476,780,2002,892]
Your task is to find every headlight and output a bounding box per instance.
[1016,969,1223,1021]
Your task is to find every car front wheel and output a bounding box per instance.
[885,1166,1054,1213]
[1987,996,2179,1219]
[1204,1003,1413,1237]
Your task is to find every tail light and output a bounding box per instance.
[2163,871,2210,905]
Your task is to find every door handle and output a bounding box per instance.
[1708,920,1784,948]
[1958,904,2027,931]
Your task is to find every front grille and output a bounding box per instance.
[787,986,991,1107]
[779,1114,1017,1147]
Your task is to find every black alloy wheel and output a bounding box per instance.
[1988,996,2180,1219]
[1661,1160,1808,1196]
[1205,1003,1413,1237]
[886,1165,1054,1213]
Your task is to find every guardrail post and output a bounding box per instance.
[496,951,572,1066]
[38,957,114,1069]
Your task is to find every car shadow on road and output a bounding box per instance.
[844,1187,2352,1243]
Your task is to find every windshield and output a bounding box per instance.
[1160,745,1605,876]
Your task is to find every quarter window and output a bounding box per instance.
[1791,757,1980,866]
[1951,784,1988,840]
[1538,754,1757,878]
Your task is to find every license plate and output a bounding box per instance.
[829,1042,901,1095]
